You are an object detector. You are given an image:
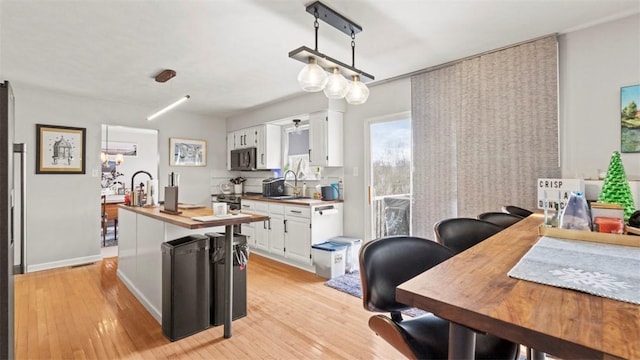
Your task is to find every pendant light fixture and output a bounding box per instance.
[289,1,374,104]
[101,125,124,165]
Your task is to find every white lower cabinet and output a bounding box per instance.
[268,204,285,256]
[240,199,343,270]
[284,209,312,265]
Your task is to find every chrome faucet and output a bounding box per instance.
[283,169,299,197]
[130,170,152,206]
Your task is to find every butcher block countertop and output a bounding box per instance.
[240,195,343,206]
[118,204,269,229]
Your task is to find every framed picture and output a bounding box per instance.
[102,141,138,157]
[620,84,640,153]
[36,124,86,174]
[169,137,207,166]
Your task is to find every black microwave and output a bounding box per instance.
[230,147,257,171]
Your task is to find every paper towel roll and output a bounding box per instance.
[146,179,159,206]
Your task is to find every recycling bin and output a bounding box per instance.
[205,232,248,326]
[161,234,210,341]
[329,236,362,273]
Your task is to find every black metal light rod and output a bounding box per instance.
[289,46,374,83]
[305,1,362,36]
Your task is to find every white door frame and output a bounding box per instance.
[363,111,412,243]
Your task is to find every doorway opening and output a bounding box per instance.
[366,113,412,240]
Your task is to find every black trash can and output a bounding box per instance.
[205,232,248,326]
[161,234,210,341]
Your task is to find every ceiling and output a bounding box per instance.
[1,0,639,119]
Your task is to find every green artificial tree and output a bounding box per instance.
[598,151,636,221]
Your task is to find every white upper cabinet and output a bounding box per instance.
[232,128,257,149]
[255,124,281,170]
[227,124,282,170]
[309,110,343,167]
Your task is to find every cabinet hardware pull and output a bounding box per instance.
[291,210,302,214]
[284,219,288,233]
[263,220,267,229]
[268,219,271,230]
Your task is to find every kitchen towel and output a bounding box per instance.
[508,236,640,304]
[146,179,159,206]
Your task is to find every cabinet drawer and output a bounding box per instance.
[240,200,255,211]
[285,206,310,218]
[269,203,285,215]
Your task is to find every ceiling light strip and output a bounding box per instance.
[146,95,190,121]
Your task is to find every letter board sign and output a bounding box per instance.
[537,178,585,211]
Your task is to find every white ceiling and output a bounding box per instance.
[1,0,639,119]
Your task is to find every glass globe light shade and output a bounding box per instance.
[297,58,328,92]
[323,68,350,99]
[115,153,124,165]
[100,152,108,164]
[345,75,370,105]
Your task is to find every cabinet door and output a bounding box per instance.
[269,213,285,256]
[255,124,282,170]
[254,216,269,251]
[285,216,312,265]
[308,112,326,166]
[255,125,266,168]
[309,110,343,167]
[226,132,235,169]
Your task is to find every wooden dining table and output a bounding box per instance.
[396,213,640,360]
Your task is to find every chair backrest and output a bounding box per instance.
[433,218,504,254]
[502,205,533,217]
[478,212,524,228]
[360,236,454,313]
[101,194,107,217]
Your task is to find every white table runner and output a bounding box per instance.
[508,236,640,304]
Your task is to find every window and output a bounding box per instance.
[284,124,313,179]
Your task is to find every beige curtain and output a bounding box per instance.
[412,36,560,238]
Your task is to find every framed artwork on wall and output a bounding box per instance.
[36,124,86,174]
[620,84,640,153]
[169,137,207,166]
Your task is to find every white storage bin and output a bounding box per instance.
[311,241,347,279]
[329,236,362,273]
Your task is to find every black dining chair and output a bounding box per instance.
[478,212,524,228]
[502,205,533,218]
[360,235,520,360]
[433,218,504,254]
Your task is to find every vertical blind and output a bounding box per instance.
[411,35,560,238]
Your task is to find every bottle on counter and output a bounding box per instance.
[302,182,307,198]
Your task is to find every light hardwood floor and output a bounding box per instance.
[14,254,401,359]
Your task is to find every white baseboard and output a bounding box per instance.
[27,254,103,273]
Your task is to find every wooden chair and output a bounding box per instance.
[502,205,533,218]
[360,235,520,359]
[433,218,504,254]
[101,195,119,246]
[478,212,524,228]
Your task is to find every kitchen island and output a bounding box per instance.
[117,204,268,338]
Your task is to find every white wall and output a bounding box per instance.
[560,14,640,179]
[12,84,225,271]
